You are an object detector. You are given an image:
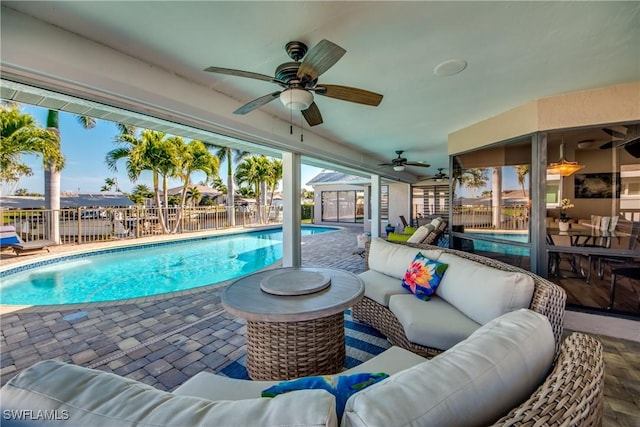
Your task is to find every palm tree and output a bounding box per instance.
[44,110,96,242]
[515,165,530,197]
[186,186,202,207]
[129,184,153,205]
[106,129,180,233]
[214,146,250,226]
[171,139,219,232]
[235,155,271,223]
[0,105,63,196]
[265,158,283,220]
[100,177,121,192]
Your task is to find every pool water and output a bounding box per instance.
[466,232,530,256]
[0,227,336,306]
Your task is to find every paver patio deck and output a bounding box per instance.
[1,225,638,426]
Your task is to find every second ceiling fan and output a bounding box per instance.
[379,151,430,171]
[204,39,383,127]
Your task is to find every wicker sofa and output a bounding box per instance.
[353,238,567,357]
[0,310,604,427]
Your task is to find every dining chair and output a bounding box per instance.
[592,221,640,282]
[609,267,640,310]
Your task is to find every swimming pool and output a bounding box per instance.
[466,232,530,256]
[0,227,337,306]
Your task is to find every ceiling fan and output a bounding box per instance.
[600,124,640,158]
[431,168,450,181]
[379,150,430,172]
[204,40,383,127]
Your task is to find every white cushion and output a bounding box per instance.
[342,309,555,427]
[342,346,428,376]
[436,253,535,325]
[358,269,410,306]
[174,346,429,403]
[389,294,480,350]
[175,374,279,401]
[1,360,338,427]
[367,238,442,279]
[406,224,434,243]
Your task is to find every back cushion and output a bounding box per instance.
[406,224,434,244]
[368,238,442,279]
[436,253,534,325]
[0,360,338,427]
[342,309,555,427]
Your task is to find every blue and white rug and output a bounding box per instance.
[217,310,391,379]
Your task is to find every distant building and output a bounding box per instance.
[0,193,134,209]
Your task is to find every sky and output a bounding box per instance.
[14,105,324,195]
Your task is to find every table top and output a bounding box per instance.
[547,227,629,239]
[222,267,365,322]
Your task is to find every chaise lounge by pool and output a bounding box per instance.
[0,226,337,306]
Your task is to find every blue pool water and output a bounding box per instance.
[0,227,336,306]
[467,232,530,256]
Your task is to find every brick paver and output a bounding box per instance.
[0,225,365,391]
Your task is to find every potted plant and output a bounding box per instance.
[558,198,574,232]
[385,223,395,235]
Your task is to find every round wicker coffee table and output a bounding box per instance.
[222,267,364,380]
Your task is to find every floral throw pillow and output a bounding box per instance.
[401,252,448,300]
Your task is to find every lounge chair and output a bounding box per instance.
[0,225,54,256]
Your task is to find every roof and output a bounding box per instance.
[306,172,370,186]
[1,193,134,209]
[164,185,223,197]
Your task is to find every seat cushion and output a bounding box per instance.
[342,309,555,427]
[389,294,480,350]
[367,238,442,279]
[436,253,535,325]
[358,269,410,306]
[0,360,338,427]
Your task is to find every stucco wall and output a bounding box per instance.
[449,82,640,155]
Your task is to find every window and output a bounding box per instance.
[412,185,450,218]
[321,190,364,223]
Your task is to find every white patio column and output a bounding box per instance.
[282,152,302,267]
[370,174,381,238]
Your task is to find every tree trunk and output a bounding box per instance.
[45,110,61,244]
[227,173,235,227]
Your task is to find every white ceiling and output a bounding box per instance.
[3,1,639,177]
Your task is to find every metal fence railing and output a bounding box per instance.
[452,204,529,231]
[1,205,283,245]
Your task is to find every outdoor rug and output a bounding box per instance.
[216,310,391,379]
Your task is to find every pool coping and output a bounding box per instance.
[0,224,341,314]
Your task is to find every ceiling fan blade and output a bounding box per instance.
[297,40,346,82]
[602,127,626,139]
[316,84,383,106]
[301,102,323,127]
[599,141,615,150]
[233,91,281,115]
[378,162,393,166]
[405,162,431,168]
[624,137,640,158]
[204,67,287,87]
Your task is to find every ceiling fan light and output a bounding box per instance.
[280,88,313,111]
[393,165,405,172]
